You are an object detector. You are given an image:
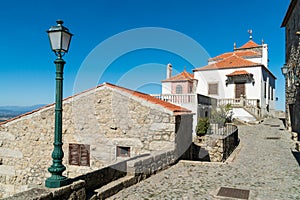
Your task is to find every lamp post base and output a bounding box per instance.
[45,175,69,188]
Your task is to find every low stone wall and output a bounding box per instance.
[4,150,179,200]
[127,150,177,177]
[73,161,127,192]
[3,180,86,200]
[193,126,239,162]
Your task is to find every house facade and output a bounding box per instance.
[0,83,193,198]
[161,63,197,95]
[194,38,276,117]
[281,0,300,135]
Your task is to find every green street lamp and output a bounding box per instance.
[45,19,73,188]
[281,64,288,77]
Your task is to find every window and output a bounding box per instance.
[176,85,182,94]
[208,83,218,95]
[117,146,130,157]
[69,143,90,166]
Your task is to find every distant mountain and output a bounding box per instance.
[0,104,46,122]
[0,104,46,112]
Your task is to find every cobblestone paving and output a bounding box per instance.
[108,118,300,200]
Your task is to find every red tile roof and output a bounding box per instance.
[209,50,260,62]
[226,70,252,76]
[237,40,260,49]
[0,83,191,125]
[161,70,194,82]
[194,55,262,71]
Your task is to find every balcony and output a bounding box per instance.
[218,98,261,118]
[218,98,260,108]
[151,94,197,104]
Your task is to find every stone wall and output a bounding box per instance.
[127,150,177,178]
[283,0,300,133]
[0,84,193,198]
[193,125,239,162]
[4,150,179,200]
[285,0,300,63]
[207,127,239,162]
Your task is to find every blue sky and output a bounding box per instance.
[0,0,289,111]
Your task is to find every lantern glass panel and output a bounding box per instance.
[61,31,71,52]
[48,31,62,51]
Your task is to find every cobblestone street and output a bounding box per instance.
[108,118,300,200]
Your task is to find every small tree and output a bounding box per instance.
[196,117,210,136]
[210,104,233,126]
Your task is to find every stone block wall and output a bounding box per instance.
[0,85,193,197]
[285,0,300,62]
[284,0,300,134]
[207,128,239,162]
[127,150,177,177]
[4,150,179,200]
[193,126,239,162]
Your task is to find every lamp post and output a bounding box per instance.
[45,20,73,188]
[281,64,288,77]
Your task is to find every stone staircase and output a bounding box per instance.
[231,108,260,125]
[218,98,261,125]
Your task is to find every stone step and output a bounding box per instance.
[92,175,136,200]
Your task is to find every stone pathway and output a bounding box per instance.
[108,118,300,200]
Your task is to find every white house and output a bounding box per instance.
[157,36,276,128]
[193,38,276,118]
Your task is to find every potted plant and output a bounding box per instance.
[196,117,210,136]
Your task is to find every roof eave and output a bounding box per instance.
[281,0,297,27]
[161,79,195,83]
[194,64,263,72]
[235,45,262,50]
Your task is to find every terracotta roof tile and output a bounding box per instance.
[226,70,252,76]
[0,83,191,125]
[237,40,260,49]
[209,50,260,62]
[161,70,194,82]
[194,55,262,71]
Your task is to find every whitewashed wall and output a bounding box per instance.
[194,66,276,112]
[195,66,262,99]
[162,82,171,94]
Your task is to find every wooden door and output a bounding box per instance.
[235,83,245,98]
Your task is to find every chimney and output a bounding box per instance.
[167,63,172,79]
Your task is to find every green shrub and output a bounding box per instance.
[196,117,210,136]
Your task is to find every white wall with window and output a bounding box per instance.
[194,66,276,113]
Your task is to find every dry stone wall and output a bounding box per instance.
[193,126,239,162]
[4,150,180,200]
[0,86,193,198]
